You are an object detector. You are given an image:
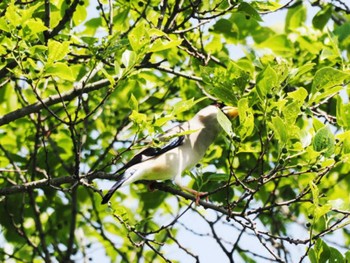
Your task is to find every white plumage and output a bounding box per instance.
[101,104,238,204]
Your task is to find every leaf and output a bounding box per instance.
[345,251,350,262]
[217,109,234,137]
[271,116,287,142]
[23,19,47,36]
[310,181,319,207]
[0,17,10,32]
[285,4,306,31]
[73,3,87,25]
[128,24,150,52]
[289,62,316,83]
[237,98,254,139]
[48,40,70,63]
[5,3,21,26]
[329,247,345,263]
[139,191,167,210]
[312,126,335,157]
[237,2,262,21]
[287,88,308,102]
[256,65,277,101]
[311,67,350,97]
[129,110,147,125]
[336,96,350,129]
[257,34,292,54]
[334,22,350,43]
[172,97,206,115]
[200,67,237,104]
[335,131,350,154]
[149,38,183,52]
[310,239,330,263]
[45,62,75,81]
[282,101,301,124]
[100,68,116,86]
[213,19,232,34]
[314,204,332,222]
[312,5,332,30]
[129,94,139,111]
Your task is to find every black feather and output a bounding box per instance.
[101,173,128,204]
[114,135,185,174]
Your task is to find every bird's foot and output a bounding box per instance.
[193,191,208,205]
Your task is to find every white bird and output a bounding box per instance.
[101,104,239,204]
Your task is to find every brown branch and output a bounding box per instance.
[0,171,110,196]
[48,0,80,38]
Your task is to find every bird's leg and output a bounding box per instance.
[180,186,208,205]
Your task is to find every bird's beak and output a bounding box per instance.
[222,106,239,119]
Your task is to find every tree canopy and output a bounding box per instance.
[1,0,350,262]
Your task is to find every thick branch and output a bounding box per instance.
[0,171,110,196]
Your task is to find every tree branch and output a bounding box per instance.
[0,63,112,126]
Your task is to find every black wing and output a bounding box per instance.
[114,135,185,174]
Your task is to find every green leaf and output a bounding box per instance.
[289,62,316,83]
[287,88,308,102]
[345,251,350,262]
[285,4,306,31]
[257,35,292,54]
[256,65,277,101]
[311,67,350,101]
[172,97,206,115]
[336,131,350,154]
[334,22,350,43]
[149,38,182,52]
[238,2,262,21]
[100,68,116,86]
[129,110,147,126]
[314,204,332,222]
[217,109,234,137]
[237,98,254,139]
[311,239,330,263]
[48,40,70,63]
[271,116,287,142]
[310,181,319,207]
[329,247,344,263]
[129,94,139,111]
[200,68,236,104]
[336,96,350,129]
[45,62,75,81]
[139,191,167,210]
[23,19,47,36]
[312,126,335,157]
[312,5,332,30]
[282,101,301,124]
[0,17,10,32]
[128,24,150,52]
[73,3,87,25]
[5,3,21,26]
[213,19,232,34]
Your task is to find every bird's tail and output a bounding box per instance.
[101,173,128,204]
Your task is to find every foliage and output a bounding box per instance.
[0,0,350,262]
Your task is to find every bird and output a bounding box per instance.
[101,104,239,204]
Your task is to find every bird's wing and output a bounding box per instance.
[114,128,185,174]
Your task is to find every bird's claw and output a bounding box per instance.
[194,191,208,205]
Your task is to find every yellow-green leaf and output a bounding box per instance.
[48,40,70,63]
